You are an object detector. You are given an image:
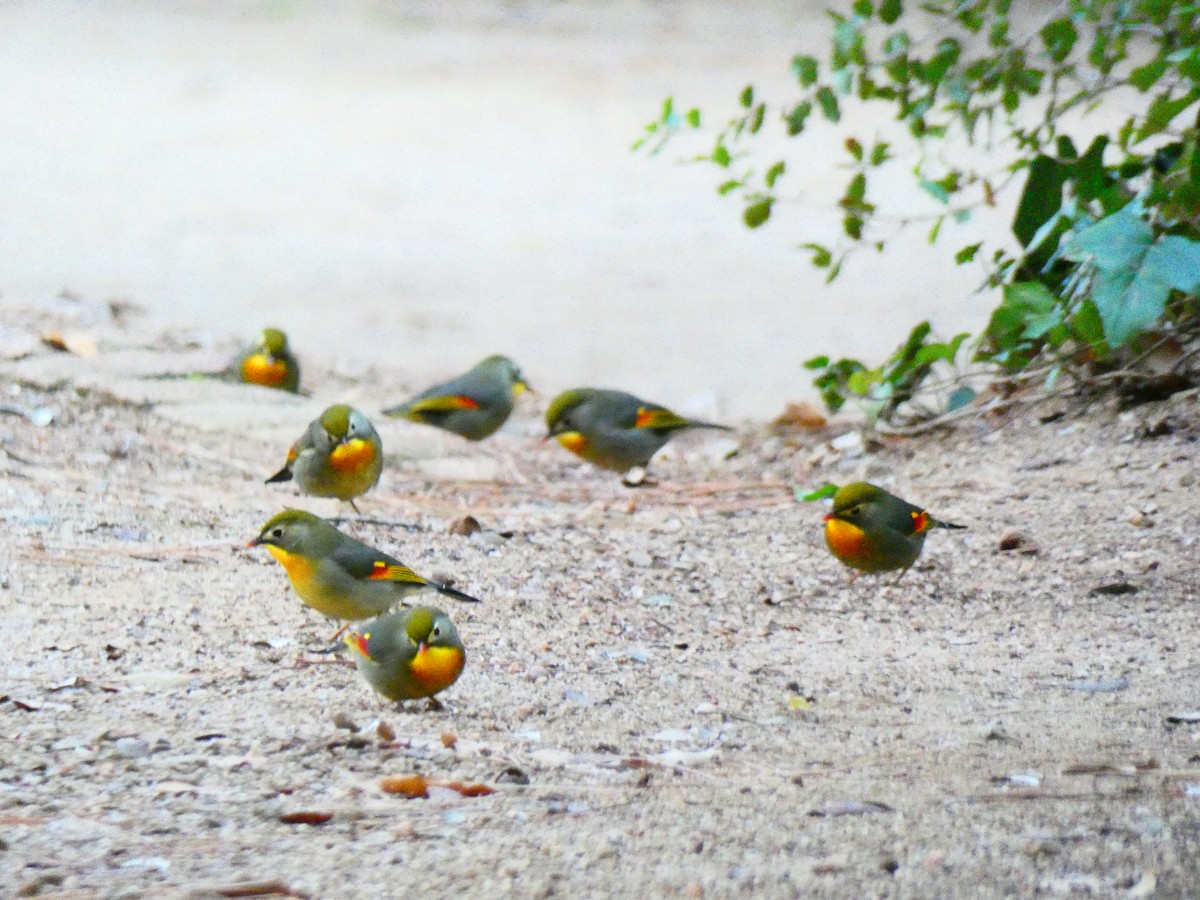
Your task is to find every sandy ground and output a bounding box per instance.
[2,296,1199,899]
[3,4,1199,897]
[0,0,1014,421]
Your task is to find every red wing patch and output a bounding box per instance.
[367,562,426,585]
[634,407,688,430]
[410,395,480,413]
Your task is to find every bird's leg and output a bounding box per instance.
[348,498,362,514]
[889,567,911,587]
[309,621,350,654]
[621,466,657,488]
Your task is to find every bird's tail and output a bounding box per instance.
[933,518,966,530]
[264,466,293,484]
[433,581,481,603]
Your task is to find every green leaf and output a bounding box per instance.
[791,55,819,87]
[785,101,813,136]
[879,0,902,24]
[802,243,833,268]
[852,0,873,18]
[946,386,976,412]
[749,103,766,134]
[1012,154,1067,247]
[1089,264,1169,347]
[844,214,864,239]
[1039,18,1076,63]
[845,172,867,203]
[1129,56,1168,91]
[797,483,839,502]
[717,179,743,196]
[685,108,701,128]
[1073,135,1110,203]
[985,282,1058,353]
[846,368,878,396]
[1154,236,1200,293]
[955,242,983,264]
[1062,205,1153,273]
[1068,300,1106,350]
[765,161,786,188]
[1134,89,1200,143]
[743,198,774,229]
[712,143,732,168]
[884,33,910,57]
[919,178,950,204]
[815,86,841,122]
[845,137,864,161]
[740,85,755,108]
[869,141,891,165]
[803,355,830,369]
[1061,207,1200,346]
[832,67,854,96]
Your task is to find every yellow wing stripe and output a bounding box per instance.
[368,562,427,585]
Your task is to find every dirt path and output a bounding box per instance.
[1,296,1197,897]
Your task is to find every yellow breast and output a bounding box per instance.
[265,545,376,619]
[328,438,376,474]
[241,354,289,387]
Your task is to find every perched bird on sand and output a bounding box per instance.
[822,482,965,581]
[248,510,480,625]
[266,405,382,512]
[344,606,465,703]
[545,388,732,478]
[233,327,301,393]
[384,355,529,441]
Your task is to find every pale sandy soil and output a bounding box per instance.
[1,295,1199,899]
[2,4,1199,898]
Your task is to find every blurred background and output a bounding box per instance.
[0,0,1013,419]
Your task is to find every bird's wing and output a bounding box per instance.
[405,394,481,413]
[331,541,427,586]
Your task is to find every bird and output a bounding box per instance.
[266,405,382,512]
[544,388,733,477]
[248,510,481,625]
[822,481,965,581]
[344,606,465,703]
[383,355,530,441]
[233,328,301,393]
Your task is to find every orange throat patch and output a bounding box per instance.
[329,439,376,474]
[411,644,465,691]
[824,517,872,565]
[241,354,288,387]
[265,545,317,590]
[555,431,589,457]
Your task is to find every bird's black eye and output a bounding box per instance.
[272,528,283,538]
[432,626,441,638]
